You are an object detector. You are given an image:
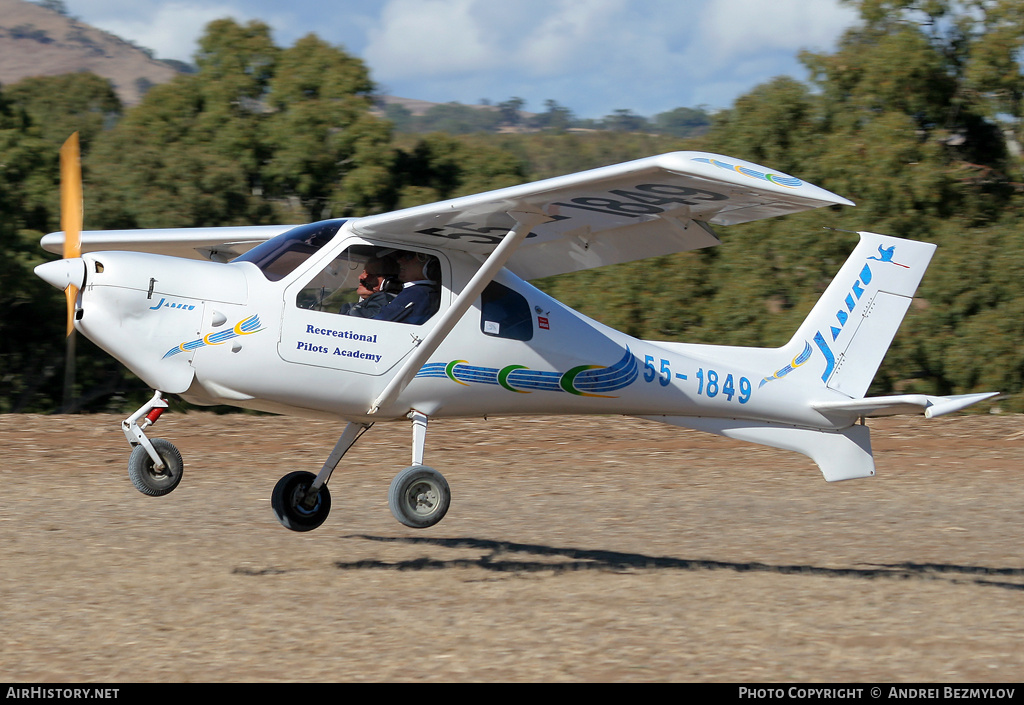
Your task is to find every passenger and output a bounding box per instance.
[339,255,401,318]
[374,250,440,325]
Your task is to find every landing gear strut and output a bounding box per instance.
[270,410,451,532]
[387,411,450,528]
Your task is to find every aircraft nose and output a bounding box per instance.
[35,258,86,291]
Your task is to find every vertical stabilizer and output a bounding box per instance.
[768,232,935,399]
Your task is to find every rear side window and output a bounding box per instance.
[480,281,532,341]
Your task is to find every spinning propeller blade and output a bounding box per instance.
[60,132,82,336]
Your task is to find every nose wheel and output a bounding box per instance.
[127,438,183,496]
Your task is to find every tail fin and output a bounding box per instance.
[767,231,936,398]
[642,232,998,482]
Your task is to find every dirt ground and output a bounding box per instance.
[1,411,1022,683]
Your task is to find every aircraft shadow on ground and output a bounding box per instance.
[315,535,1024,592]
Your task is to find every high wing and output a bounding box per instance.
[40,151,852,278]
[350,151,852,279]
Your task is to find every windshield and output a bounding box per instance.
[232,220,347,281]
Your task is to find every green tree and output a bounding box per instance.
[0,87,62,412]
[651,106,711,138]
[3,73,121,150]
[497,97,526,127]
[602,109,648,133]
[528,100,575,133]
[262,33,393,219]
[88,19,395,226]
[409,102,501,135]
[86,20,282,228]
[705,0,1021,404]
[390,133,527,208]
[87,76,264,229]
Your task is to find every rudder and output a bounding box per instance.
[777,232,935,399]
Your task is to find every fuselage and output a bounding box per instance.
[65,222,842,430]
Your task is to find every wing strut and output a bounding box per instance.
[368,210,549,415]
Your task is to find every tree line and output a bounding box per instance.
[1,0,1022,413]
[381,98,711,138]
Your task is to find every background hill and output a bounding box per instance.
[0,0,183,105]
[0,1,709,137]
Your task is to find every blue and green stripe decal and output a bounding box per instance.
[416,347,638,397]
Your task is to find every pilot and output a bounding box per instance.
[373,250,440,325]
[339,255,401,318]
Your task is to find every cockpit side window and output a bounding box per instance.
[295,244,443,325]
[233,220,345,281]
[295,245,395,316]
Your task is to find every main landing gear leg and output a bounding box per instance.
[271,421,371,532]
[388,410,451,529]
[122,391,183,496]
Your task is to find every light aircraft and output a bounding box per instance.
[36,134,998,532]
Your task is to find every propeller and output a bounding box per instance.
[60,132,83,336]
[33,133,88,409]
[38,132,85,412]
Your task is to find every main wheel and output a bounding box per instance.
[128,438,183,496]
[272,471,331,532]
[388,465,450,529]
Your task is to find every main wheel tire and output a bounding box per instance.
[127,438,183,496]
[272,471,331,532]
[388,465,450,529]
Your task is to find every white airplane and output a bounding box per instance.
[36,134,997,532]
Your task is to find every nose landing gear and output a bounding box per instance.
[128,437,183,496]
[123,391,183,497]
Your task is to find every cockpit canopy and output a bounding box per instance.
[232,220,347,281]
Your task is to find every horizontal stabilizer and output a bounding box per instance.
[638,415,874,482]
[812,392,999,419]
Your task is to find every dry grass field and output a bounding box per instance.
[1,412,1022,682]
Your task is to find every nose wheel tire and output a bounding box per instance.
[272,471,331,532]
[388,465,450,529]
[127,438,183,496]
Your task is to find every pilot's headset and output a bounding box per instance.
[376,255,403,294]
[423,256,441,283]
[401,250,439,282]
